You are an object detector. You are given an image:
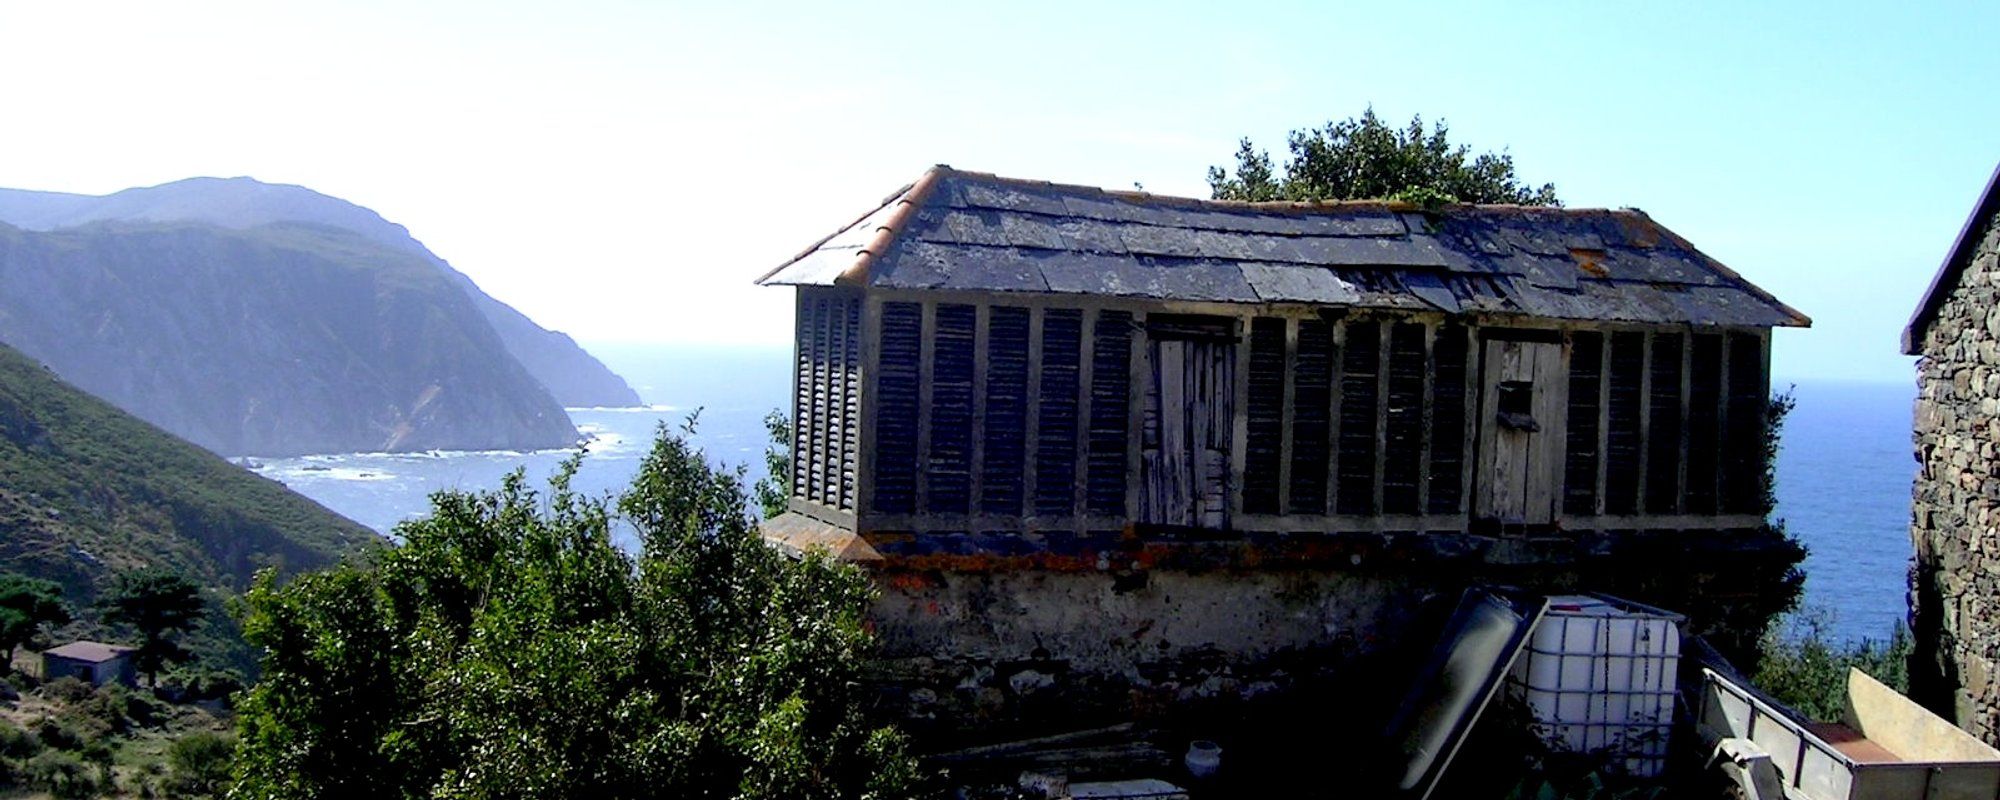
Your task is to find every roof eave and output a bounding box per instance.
[1904,161,2000,355]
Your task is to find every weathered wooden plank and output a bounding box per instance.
[1073,311,1097,519]
[1023,307,1045,520]
[1595,334,1611,516]
[1326,320,1346,516]
[855,295,876,519]
[1633,331,1653,515]
[1416,322,1435,516]
[1278,317,1298,514]
[968,304,990,514]
[1228,317,1251,525]
[1126,314,1146,524]
[1374,321,1391,515]
[915,301,936,513]
[1524,339,1569,524]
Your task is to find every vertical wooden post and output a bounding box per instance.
[1677,328,1693,515]
[1327,319,1346,517]
[1278,316,1298,515]
[1224,312,1240,524]
[969,303,990,517]
[1074,310,1098,522]
[856,295,881,521]
[1126,312,1146,526]
[1417,320,1436,519]
[1635,331,1653,515]
[914,301,936,518]
[1594,333,1612,517]
[1024,307,1045,525]
[1374,320,1391,516]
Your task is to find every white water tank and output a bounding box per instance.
[1512,594,1683,778]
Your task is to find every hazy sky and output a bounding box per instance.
[2,1,1994,382]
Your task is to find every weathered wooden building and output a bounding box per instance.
[41,641,137,687]
[1908,162,2000,743]
[759,166,1807,731]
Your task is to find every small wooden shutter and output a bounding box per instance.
[1289,319,1335,515]
[1722,332,1768,513]
[1244,317,1286,514]
[926,304,976,513]
[1087,311,1133,515]
[1035,309,1083,516]
[981,306,1031,515]
[1604,332,1645,515]
[1646,333,1685,513]
[1563,331,1604,516]
[1383,322,1427,514]
[1428,323,1470,515]
[872,302,923,513]
[1336,320,1381,515]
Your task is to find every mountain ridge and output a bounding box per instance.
[0,218,582,456]
[0,177,642,408]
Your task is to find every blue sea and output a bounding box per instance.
[249,345,1917,644]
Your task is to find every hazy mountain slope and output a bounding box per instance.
[0,220,580,456]
[0,337,378,603]
[0,178,642,407]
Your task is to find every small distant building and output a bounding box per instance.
[1907,162,2000,741]
[41,641,137,687]
[758,166,1808,732]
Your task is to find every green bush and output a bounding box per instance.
[0,718,41,759]
[156,665,244,704]
[1755,609,1912,722]
[166,731,234,797]
[22,749,103,799]
[232,425,921,799]
[40,675,92,704]
[33,717,87,751]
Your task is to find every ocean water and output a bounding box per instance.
[250,345,1918,644]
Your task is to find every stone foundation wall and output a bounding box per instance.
[1912,213,2000,740]
[861,528,1803,740]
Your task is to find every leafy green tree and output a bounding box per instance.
[232,423,918,799]
[98,568,205,685]
[753,410,792,520]
[167,731,236,798]
[1208,108,1559,206]
[0,573,69,669]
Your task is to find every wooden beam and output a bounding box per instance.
[1417,321,1436,516]
[1595,332,1612,517]
[1073,310,1098,522]
[1023,306,1045,526]
[856,294,881,522]
[1374,320,1391,515]
[1635,331,1652,514]
[1278,316,1298,514]
[969,303,990,515]
[1127,311,1147,525]
[914,300,936,515]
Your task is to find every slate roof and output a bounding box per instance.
[43,641,133,663]
[1904,162,2000,354]
[760,167,1808,328]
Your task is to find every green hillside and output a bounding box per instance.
[0,338,378,605]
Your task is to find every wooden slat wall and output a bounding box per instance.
[1564,331,1604,516]
[1034,309,1084,516]
[981,306,1031,515]
[870,301,923,513]
[1722,331,1770,514]
[789,290,864,512]
[1289,319,1334,515]
[1427,323,1470,515]
[1336,320,1382,515]
[927,304,977,513]
[1243,318,1287,514]
[1087,311,1134,515]
[848,290,1776,535]
[1645,332,1686,513]
[1383,322,1427,514]
[1604,331,1646,515]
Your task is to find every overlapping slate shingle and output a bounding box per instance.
[759,167,1808,328]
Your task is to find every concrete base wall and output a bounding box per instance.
[857,527,1805,739]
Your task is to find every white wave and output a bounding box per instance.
[564,404,678,413]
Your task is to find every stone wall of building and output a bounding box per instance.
[1912,212,2000,740]
[861,527,1803,742]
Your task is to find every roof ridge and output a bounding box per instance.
[935,166,1644,216]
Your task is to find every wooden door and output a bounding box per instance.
[1475,338,1568,525]
[1142,335,1235,528]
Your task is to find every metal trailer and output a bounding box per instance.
[1698,667,2000,799]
